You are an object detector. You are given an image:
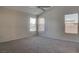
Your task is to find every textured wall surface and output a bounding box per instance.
[0,7,36,42]
[39,6,79,42]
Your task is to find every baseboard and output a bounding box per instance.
[0,35,36,43]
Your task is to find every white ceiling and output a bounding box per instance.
[4,6,43,15]
[4,6,52,15]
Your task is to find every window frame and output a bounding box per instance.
[64,13,78,34]
[29,17,36,32]
[38,17,45,32]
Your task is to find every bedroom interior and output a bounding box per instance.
[0,6,79,53]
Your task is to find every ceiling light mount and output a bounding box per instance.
[37,6,51,11]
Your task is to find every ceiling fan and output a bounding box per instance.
[37,6,51,11]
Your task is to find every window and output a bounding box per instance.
[38,17,45,31]
[30,17,36,31]
[64,13,78,34]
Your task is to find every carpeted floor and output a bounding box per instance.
[0,36,79,53]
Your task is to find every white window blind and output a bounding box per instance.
[38,17,45,31]
[64,13,78,34]
[30,17,36,31]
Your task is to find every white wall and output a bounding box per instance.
[39,6,79,42]
[0,7,36,42]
